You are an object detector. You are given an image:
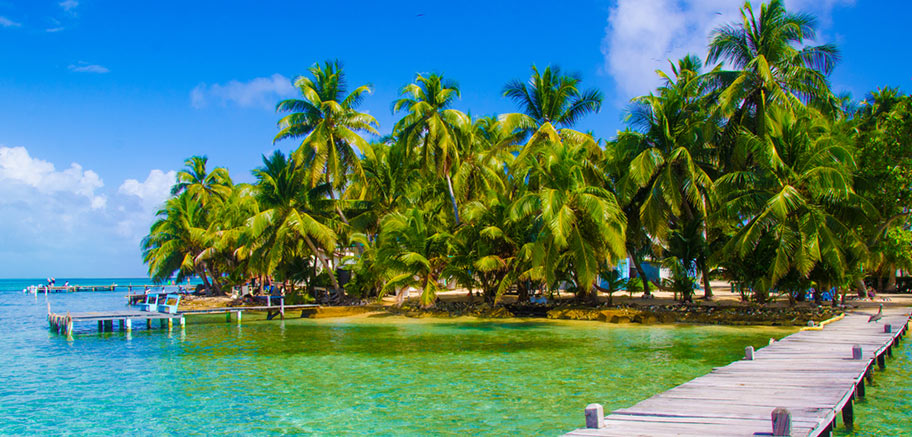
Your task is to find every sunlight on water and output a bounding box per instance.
[2,284,907,435]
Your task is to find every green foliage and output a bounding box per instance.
[141,1,908,306]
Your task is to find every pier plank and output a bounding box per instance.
[565,308,910,437]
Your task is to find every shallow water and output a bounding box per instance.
[0,280,907,435]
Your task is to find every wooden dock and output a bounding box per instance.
[566,307,911,437]
[48,302,321,338]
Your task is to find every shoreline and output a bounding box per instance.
[173,292,912,327]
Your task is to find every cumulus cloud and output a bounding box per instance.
[0,146,106,209]
[68,63,109,74]
[119,169,176,211]
[0,16,21,28]
[0,146,175,276]
[602,0,854,101]
[191,74,296,109]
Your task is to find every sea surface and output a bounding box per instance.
[0,279,908,435]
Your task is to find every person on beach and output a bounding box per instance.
[867,286,877,301]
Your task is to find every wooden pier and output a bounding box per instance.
[48,302,321,338]
[566,307,911,437]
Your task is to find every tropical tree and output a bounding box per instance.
[275,60,380,223]
[392,73,471,225]
[170,155,233,205]
[708,0,839,144]
[247,151,342,297]
[715,106,867,301]
[511,125,627,301]
[143,193,221,293]
[377,206,452,307]
[502,65,603,136]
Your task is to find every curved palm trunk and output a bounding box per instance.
[445,174,460,225]
[629,252,651,296]
[302,234,342,297]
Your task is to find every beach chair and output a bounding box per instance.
[157,294,182,314]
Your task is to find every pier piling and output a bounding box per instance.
[585,404,605,429]
[771,407,791,436]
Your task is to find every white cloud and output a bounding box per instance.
[191,73,296,109]
[0,16,21,28]
[59,0,79,12]
[68,63,109,74]
[0,146,106,209]
[0,146,173,276]
[119,169,176,210]
[46,27,65,33]
[602,0,853,101]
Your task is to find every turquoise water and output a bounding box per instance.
[0,280,906,435]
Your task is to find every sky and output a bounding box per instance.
[0,0,910,278]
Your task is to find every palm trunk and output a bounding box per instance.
[302,234,342,296]
[445,174,460,225]
[629,254,651,296]
[886,264,897,291]
[699,262,713,299]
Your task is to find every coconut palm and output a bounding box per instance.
[143,193,220,292]
[392,73,471,225]
[620,55,718,297]
[501,65,602,136]
[708,0,839,139]
[511,126,627,301]
[275,60,380,223]
[170,155,233,205]
[716,106,866,300]
[248,150,342,296]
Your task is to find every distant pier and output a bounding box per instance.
[566,307,911,437]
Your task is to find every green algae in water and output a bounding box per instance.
[0,292,795,436]
[835,337,912,437]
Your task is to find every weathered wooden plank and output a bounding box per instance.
[565,308,911,437]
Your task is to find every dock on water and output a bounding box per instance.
[566,307,911,437]
[47,300,321,338]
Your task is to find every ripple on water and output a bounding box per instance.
[3,292,908,435]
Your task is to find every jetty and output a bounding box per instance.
[47,295,320,338]
[566,307,910,437]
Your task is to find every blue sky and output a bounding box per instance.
[0,0,909,278]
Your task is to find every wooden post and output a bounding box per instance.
[585,403,605,429]
[180,316,186,329]
[887,344,893,358]
[771,407,791,436]
[842,393,854,431]
[884,324,892,333]
[237,310,242,325]
[226,311,231,323]
[865,365,873,383]
[168,318,173,331]
[119,319,124,331]
[98,321,104,332]
[146,318,151,328]
[745,346,755,360]
[267,295,271,307]
[66,317,73,340]
[126,318,132,332]
[104,320,113,331]
[852,345,863,360]
[856,379,865,399]
[280,297,285,319]
[878,353,886,370]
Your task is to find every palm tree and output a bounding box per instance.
[275,60,380,224]
[511,125,627,301]
[716,106,866,301]
[502,65,603,136]
[143,193,220,292]
[170,155,233,204]
[377,206,453,307]
[708,0,839,139]
[392,73,471,225]
[620,55,718,298]
[248,150,342,297]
